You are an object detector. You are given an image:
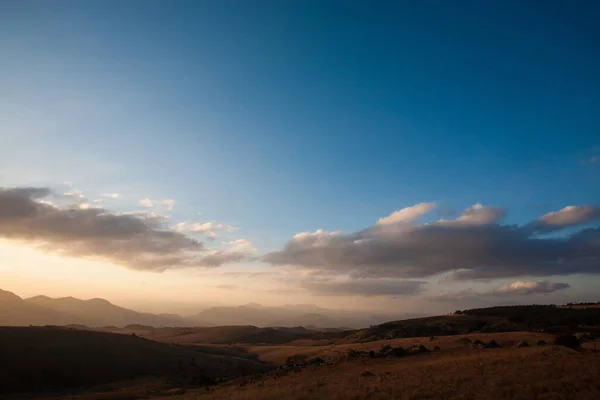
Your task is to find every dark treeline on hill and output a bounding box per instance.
[458,305,600,330]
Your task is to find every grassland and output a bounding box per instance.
[155,333,600,400]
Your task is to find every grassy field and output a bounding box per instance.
[155,334,600,400]
[15,331,598,400]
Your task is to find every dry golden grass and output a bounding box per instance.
[246,331,557,364]
[161,341,600,400]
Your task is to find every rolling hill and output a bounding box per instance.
[0,326,271,395]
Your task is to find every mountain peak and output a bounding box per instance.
[0,288,22,302]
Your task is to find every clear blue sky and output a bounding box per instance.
[1,1,599,310]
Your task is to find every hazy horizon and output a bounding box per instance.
[1,1,599,317]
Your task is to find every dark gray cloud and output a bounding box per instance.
[0,187,251,270]
[264,203,600,281]
[430,280,570,303]
[301,279,425,297]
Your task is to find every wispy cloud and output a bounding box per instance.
[139,198,176,211]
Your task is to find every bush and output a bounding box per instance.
[554,335,580,349]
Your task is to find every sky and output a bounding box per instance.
[0,0,599,315]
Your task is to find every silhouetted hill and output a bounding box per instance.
[25,294,184,327]
[0,289,90,326]
[0,288,186,327]
[337,305,600,344]
[0,326,270,395]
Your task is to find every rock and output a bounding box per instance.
[537,340,548,346]
[361,371,375,377]
[433,346,441,352]
[515,341,530,348]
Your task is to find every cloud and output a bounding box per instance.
[139,198,176,211]
[0,187,252,271]
[264,202,600,281]
[159,199,176,211]
[376,202,435,226]
[223,239,255,252]
[301,278,425,297]
[494,280,570,295]
[139,198,153,207]
[529,205,600,232]
[430,280,570,303]
[61,189,86,202]
[174,221,238,237]
[101,193,120,199]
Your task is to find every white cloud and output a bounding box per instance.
[138,198,176,211]
[376,202,436,226]
[139,198,153,207]
[101,193,120,199]
[159,199,176,211]
[62,189,86,201]
[494,281,570,295]
[175,221,238,236]
[224,239,255,252]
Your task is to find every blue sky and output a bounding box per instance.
[0,1,599,312]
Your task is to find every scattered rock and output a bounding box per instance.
[515,341,530,348]
[361,371,375,377]
[537,340,548,346]
[433,346,441,352]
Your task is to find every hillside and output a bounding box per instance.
[159,335,600,400]
[120,325,322,345]
[0,326,270,396]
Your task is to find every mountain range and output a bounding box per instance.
[0,288,416,328]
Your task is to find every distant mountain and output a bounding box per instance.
[1,287,416,329]
[190,303,412,328]
[0,289,87,326]
[0,288,185,327]
[25,295,185,327]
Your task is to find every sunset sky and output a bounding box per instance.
[1,1,599,315]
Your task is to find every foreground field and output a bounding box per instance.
[160,340,600,400]
[18,331,598,400]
